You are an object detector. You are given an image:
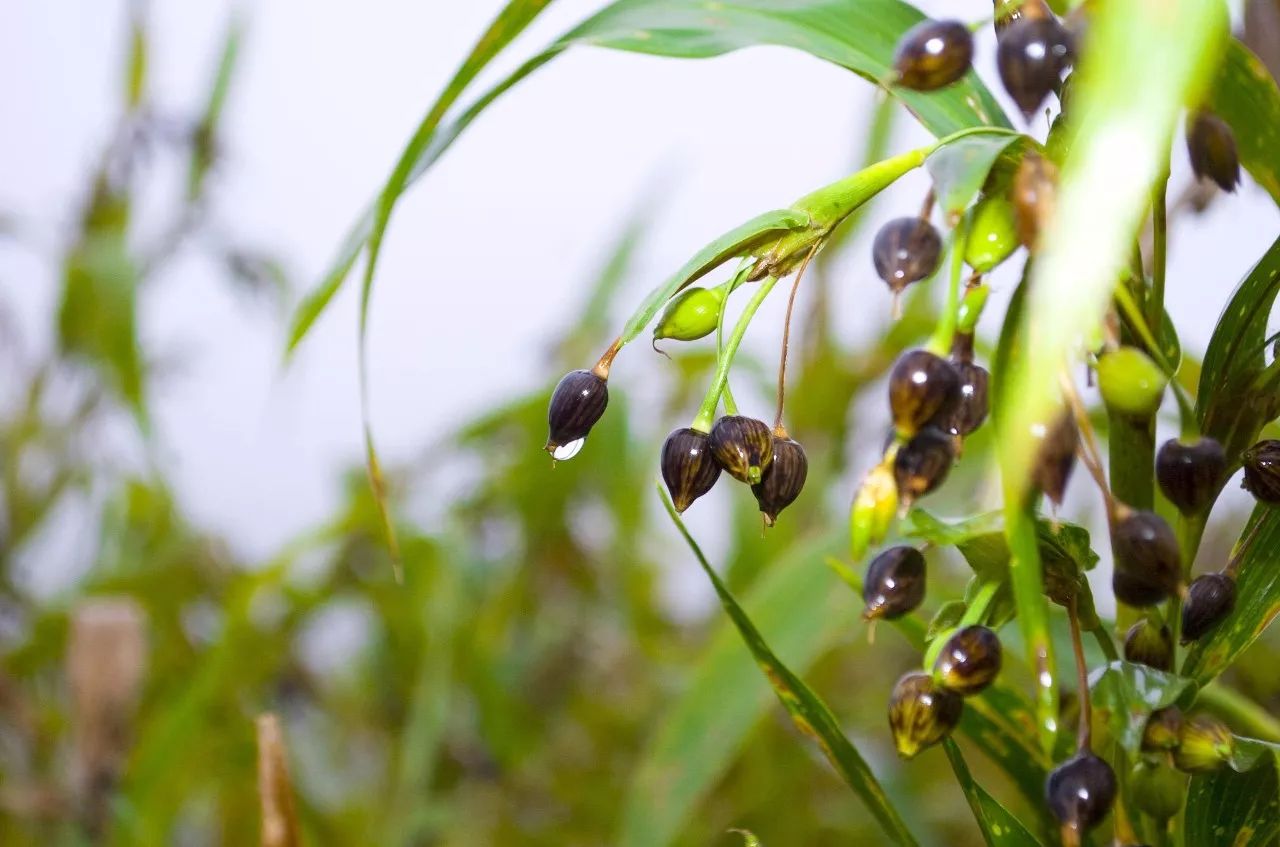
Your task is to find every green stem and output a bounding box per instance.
[1089,625,1120,662]
[960,579,1001,627]
[712,265,754,417]
[1149,168,1169,335]
[1196,683,1280,743]
[692,276,780,432]
[926,219,967,356]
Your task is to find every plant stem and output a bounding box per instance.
[774,245,818,430]
[1089,625,1119,662]
[1148,168,1169,335]
[1060,372,1116,516]
[1067,598,1092,753]
[1196,683,1280,742]
[692,276,780,433]
[927,220,967,356]
[714,264,755,416]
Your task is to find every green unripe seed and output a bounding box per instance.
[653,285,725,342]
[1096,347,1168,419]
[1129,759,1185,821]
[964,197,1020,273]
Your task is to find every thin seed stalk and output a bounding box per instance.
[692,276,780,433]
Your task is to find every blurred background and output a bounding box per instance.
[1,1,1277,845]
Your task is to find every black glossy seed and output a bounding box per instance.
[1111,508,1182,607]
[709,415,774,485]
[661,428,721,513]
[545,369,608,456]
[1241,439,1280,503]
[1180,572,1236,644]
[1045,751,1117,835]
[888,671,964,759]
[894,426,956,505]
[1123,620,1173,672]
[1031,410,1077,506]
[994,0,1051,36]
[1156,437,1226,515]
[752,435,808,527]
[892,20,974,91]
[1186,110,1240,192]
[940,359,990,437]
[872,217,943,292]
[863,546,926,621]
[933,625,1002,696]
[997,18,1073,120]
[889,349,961,437]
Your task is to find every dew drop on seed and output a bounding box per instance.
[553,439,585,461]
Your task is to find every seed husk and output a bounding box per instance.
[1141,707,1184,753]
[1045,752,1117,836]
[888,671,964,759]
[892,20,974,91]
[709,415,774,485]
[661,427,721,513]
[1111,508,1182,607]
[545,369,608,458]
[1012,152,1059,250]
[751,435,808,527]
[872,217,943,292]
[894,426,956,506]
[1174,714,1234,773]
[932,625,1002,696]
[888,349,961,437]
[1156,436,1225,515]
[1123,620,1173,672]
[863,545,926,621]
[1186,110,1241,193]
[1180,572,1236,644]
[1241,439,1280,503]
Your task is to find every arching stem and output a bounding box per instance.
[774,244,819,431]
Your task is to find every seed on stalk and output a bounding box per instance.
[940,358,990,438]
[863,546,926,621]
[661,428,721,512]
[1045,752,1117,837]
[1180,572,1236,644]
[1174,715,1234,773]
[1012,152,1058,249]
[1030,410,1078,506]
[894,426,956,506]
[888,671,964,759]
[997,18,1073,120]
[1129,759,1186,821]
[1141,707,1183,753]
[1123,620,1173,672]
[888,349,961,437]
[545,369,608,459]
[1241,439,1280,503]
[932,625,1002,696]
[1111,507,1182,607]
[1096,347,1168,419]
[964,196,1020,273]
[873,217,943,293]
[653,286,725,343]
[1186,110,1240,193]
[1156,437,1225,515]
[709,415,774,485]
[850,463,900,562]
[892,20,974,91]
[752,434,808,527]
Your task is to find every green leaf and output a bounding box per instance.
[943,740,1044,847]
[657,486,919,846]
[960,686,1053,814]
[1088,660,1197,755]
[1183,505,1280,682]
[925,134,1026,224]
[187,20,242,200]
[1196,236,1280,474]
[1184,744,1280,847]
[1205,39,1280,204]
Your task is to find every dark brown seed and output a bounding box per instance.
[545,369,608,457]
[863,546,926,621]
[1045,752,1117,835]
[888,349,961,437]
[994,0,1050,36]
[709,416,774,485]
[894,426,956,506]
[1156,437,1226,515]
[892,20,975,91]
[661,428,721,513]
[1012,152,1059,249]
[872,217,943,292]
[933,625,1002,696]
[1241,439,1280,503]
[1142,706,1183,752]
[1180,572,1236,644]
[940,359,990,437]
[752,436,808,527]
[1186,110,1241,192]
[888,671,964,759]
[1030,410,1078,506]
[1111,508,1182,607]
[1123,620,1173,672]
[997,18,1073,120]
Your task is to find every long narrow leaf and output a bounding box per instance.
[943,740,1043,847]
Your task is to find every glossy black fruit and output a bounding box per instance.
[1111,508,1181,607]
[1030,410,1078,506]
[933,625,1002,696]
[1180,572,1236,644]
[863,546,926,621]
[941,359,990,437]
[997,18,1072,120]
[752,435,808,527]
[1241,439,1280,503]
[1045,752,1117,836]
[545,369,608,458]
[888,671,964,759]
[872,217,943,292]
[892,20,974,91]
[1156,437,1225,515]
[1123,619,1173,672]
[888,349,961,437]
[661,428,721,513]
[894,426,956,505]
[1186,110,1240,192]
[994,0,1051,36]
[709,415,774,485]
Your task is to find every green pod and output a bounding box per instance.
[1130,759,1186,821]
[964,197,1020,273]
[653,285,726,342]
[1096,347,1168,419]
